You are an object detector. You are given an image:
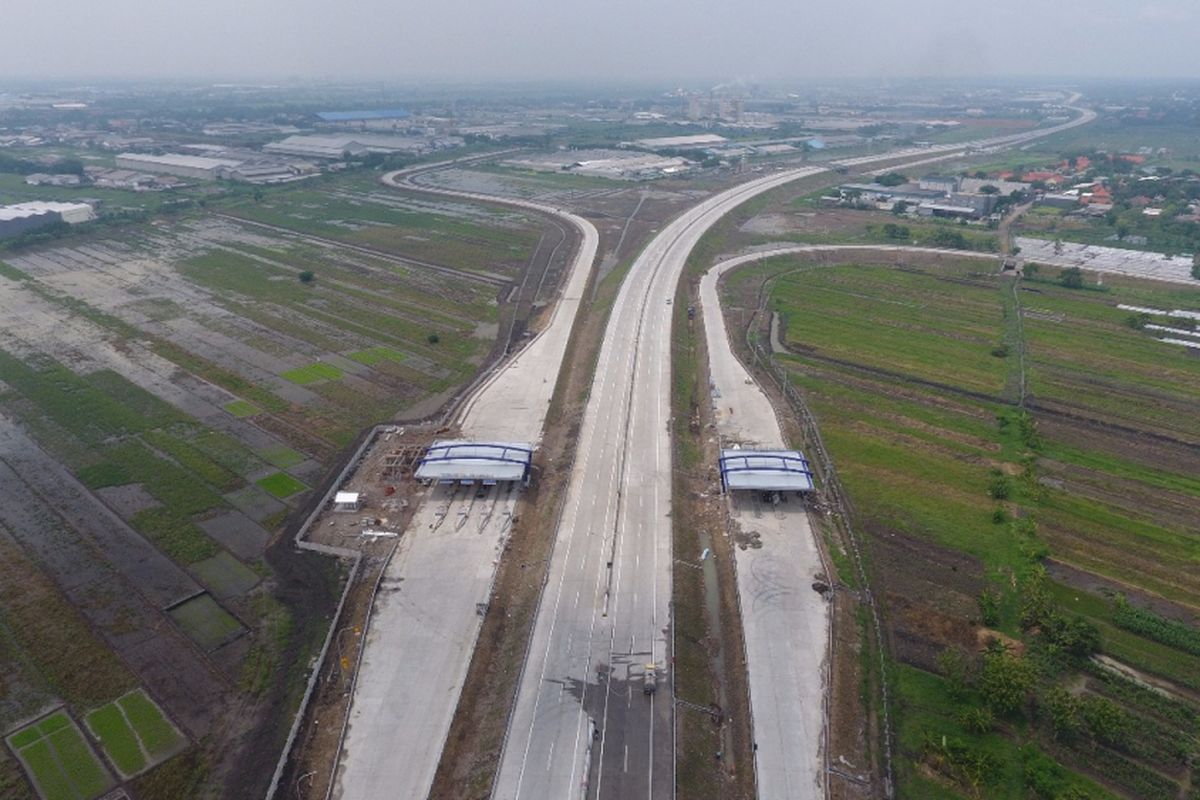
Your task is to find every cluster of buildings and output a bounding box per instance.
[829,174,1025,220]
[503,149,692,180]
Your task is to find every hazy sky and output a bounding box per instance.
[7,0,1199,82]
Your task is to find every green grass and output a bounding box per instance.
[256,471,308,499]
[168,595,243,652]
[85,704,146,776]
[129,508,220,564]
[753,254,1200,796]
[347,346,406,366]
[117,690,185,757]
[7,712,114,800]
[191,551,260,598]
[280,362,343,385]
[256,445,305,469]
[223,399,260,418]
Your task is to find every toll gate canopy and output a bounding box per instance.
[719,449,815,493]
[414,440,533,485]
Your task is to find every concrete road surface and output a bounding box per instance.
[332,173,598,800]
[493,98,1099,800]
[492,164,835,800]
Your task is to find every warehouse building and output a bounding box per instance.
[263,136,370,160]
[414,441,533,486]
[719,449,815,493]
[115,152,244,180]
[0,201,95,239]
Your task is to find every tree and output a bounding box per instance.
[1192,252,1200,280]
[1125,312,1151,330]
[959,705,994,734]
[977,589,1001,627]
[876,172,908,187]
[298,270,315,284]
[979,643,1034,715]
[1080,696,1131,748]
[427,332,440,344]
[1043,685,1083,740]
[1024,263,1039,279]
[1053,238,1064,255]
[1020,566,1052,630]
[979,184,1001,195]
[1059,267,1084,289]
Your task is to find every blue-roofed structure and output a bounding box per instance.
[719,449,815,493]
[316,109,410,122]
[414,440,533,485]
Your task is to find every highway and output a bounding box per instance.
[331,169,597,800]
[335,96,1097,800]
[491,163,832,800]
[494,97,1096,800]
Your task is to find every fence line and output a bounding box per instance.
[743,274,895,799]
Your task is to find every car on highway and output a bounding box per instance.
[643,663,657,695]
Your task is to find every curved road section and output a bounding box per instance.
[494,99,1095,800]
[331,169,597,800]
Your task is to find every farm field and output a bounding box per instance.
[85,690,186,778]
[5,711,113,800]
[0,173,570,796]
[721,254,1200,799]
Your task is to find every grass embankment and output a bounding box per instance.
[735,254,1200,799]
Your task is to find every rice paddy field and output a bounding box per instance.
[0,177,564,797]
[722,254,1200,799]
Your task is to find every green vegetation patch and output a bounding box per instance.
[117,690,185,758]
[256,445,305,470]
[6,712,114,800]
[84,704,145,777]
[84,689,186,779]
[168,594,243,652]
[256,471,308,499]
[129,507,219,564]
[223,399,260,418]
[280,361,343,385]
[348,346,406,366]
[191,551,260,599]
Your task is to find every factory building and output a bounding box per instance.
[263,136,370,160]
[0,202,95,239]
[115,152,244,180]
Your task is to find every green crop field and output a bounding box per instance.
[280,361,344,385]
[84,689,185,778]
[733,254,1200,798]
[223,399,260,418]
[6,712,113,800]
[256,471,308,499]
[256,445,306,469]
[168,594,244,652]
[348,346,406,366]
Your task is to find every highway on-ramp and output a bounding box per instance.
[331,169,597,800]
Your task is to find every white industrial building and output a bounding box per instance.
[114,152,244,180]
[263,136,370,160]
[0,201,95,238]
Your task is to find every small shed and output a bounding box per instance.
[334,491,362,512]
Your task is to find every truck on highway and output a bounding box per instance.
[643,663,658,695]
